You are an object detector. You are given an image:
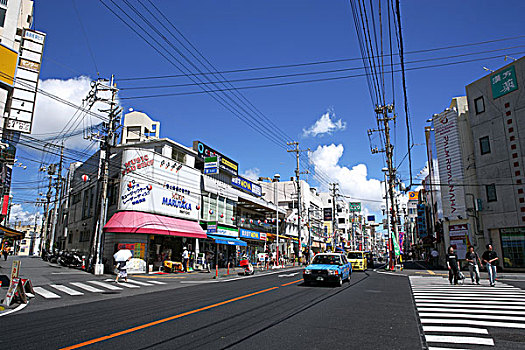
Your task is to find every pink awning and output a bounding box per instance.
[104,211,207,239]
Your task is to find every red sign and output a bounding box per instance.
[1,195,9,216]
[122,155,153,175]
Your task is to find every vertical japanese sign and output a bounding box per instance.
[6,29,46,134]
[491,65,518,99]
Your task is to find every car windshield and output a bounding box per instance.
[347,252,363,259]
[312,255,341,265]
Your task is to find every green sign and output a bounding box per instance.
[349,202,361,212]
[393,232,401,256]
[491,65,518,99]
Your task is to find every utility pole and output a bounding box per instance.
[88,76,121,275]
[50,144,64,249]
[330,182,338,252]
[287,141,309,263]
[39,163,56,252]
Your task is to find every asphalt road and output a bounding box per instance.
[0,270,423,350]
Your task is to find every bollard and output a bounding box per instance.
[215,265,218,278]
[227,262,230,275]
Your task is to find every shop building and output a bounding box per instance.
[465,56,525,270]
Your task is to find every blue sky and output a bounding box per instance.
[10,0,525,223]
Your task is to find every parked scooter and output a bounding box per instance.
[239,256,254,276]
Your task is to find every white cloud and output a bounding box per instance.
[32,76,104,150]
[302,110,346,137]
[9,204,41,225]
[309,144,383,212]
[241,167,260,181]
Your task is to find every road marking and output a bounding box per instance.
[428,347,468,350]
[87,281,122,291]
[50,284,84,296]
[415,302,525,310]
[414,296,525,303]
[118,282,140,289]
[146,280,166,285]
[0,301,28,317]
[422,326,488,334]
[124,279,154,286]
[278,272,299,277]
[426,270,436,275]
[425,335,494,346]
[281,279,302,286]
[418,307,525,315]
[418,312,525,322]
[59,286,281,350]
[34,287,61,299]
[70,282,104,293]
[420,318,525,329]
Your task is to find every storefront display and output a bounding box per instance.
[500,228,525,268]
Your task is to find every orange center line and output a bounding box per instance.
[60,285,282,350]
[280,279,303,287]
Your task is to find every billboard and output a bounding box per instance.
[433,109,466,219]
[6,29,46,134]
[204,156,218,175]
[193,141,238,176]
[119,149,202,221]
[231,175,262,197]
[491,65,518,99]
[408,191,418,201]
[0,43,18,86]
[449,224,468,258]
[349,202,361,212]
[323,208,332,221]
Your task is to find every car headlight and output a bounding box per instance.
[328,270,338,275]
[304,269,311,274]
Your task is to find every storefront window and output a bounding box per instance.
[501,228,525,268]
[201,193,235,223]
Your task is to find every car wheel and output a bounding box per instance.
[337,276,343,287]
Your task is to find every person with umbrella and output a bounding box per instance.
[114,249,132,283]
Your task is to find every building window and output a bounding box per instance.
[474,96,485,114]
[68,233,73,244]
[486,184,497,202]
[338,217,345,224]
[0,8,6,28]
[72,192,81,204]
[79,231,90,242]
[172,149,186,163]
[479,136,491,155]
[328,199,331,204]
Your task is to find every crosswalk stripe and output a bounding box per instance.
[415,296,525,303]
[428,347,469,350]
[145,280,166,285]
[414,293,525,299]
[418,307,525,315]
[34,287,61,299]
[50,284,84,296]
[418,312,525,322]
[415,302,525,310]
[422,326,488,334]
[125,278,154,286]
[118,282,140,288]
[70,282,104,293]
[88,280,122,290]
[413,290,525,295]
[420,318,525,329]
[425,335,494,346]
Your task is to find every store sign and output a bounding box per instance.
[231,176,262,197]
[349,202,361,212]
[323,208,332,221]
[204,156,218,175]
[259,232,267,241]
[491,65,518,99]
[193,141,238,176]
[449,224,468,258]
[216,226,239,238]
[239,228,260,240]
[6,29,46,134]
[433,109,466,219]
[408,191,418,201]
[417,204,427,238]
[0,43,18,86]
[207,224,217,234]
[367,215,375,222]
[119,149,202,221]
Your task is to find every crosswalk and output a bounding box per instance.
[410,276,525,349]
[32,278,166,300]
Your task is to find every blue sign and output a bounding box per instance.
[239,228,260,240]
[207,224,217,234]
[367,215,375,222]
[204,168,218,174]
[231,176,262,197]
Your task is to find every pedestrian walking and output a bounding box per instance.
[465,246,481,285]
[182,247,189,272]
[446,246,460,285]
[482,244,499,287]
[115,257,130,283]
[430,249,439,268]
[2,244,10,261]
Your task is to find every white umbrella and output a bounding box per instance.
[114,249,132,262]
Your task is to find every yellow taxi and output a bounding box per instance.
[347,251,367,271]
